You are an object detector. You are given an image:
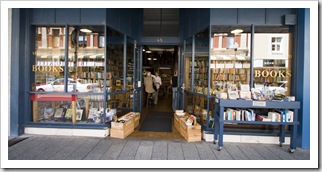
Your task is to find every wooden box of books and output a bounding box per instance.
[111,119,133,130]
[180,118,201,142]
[110,127,134,139]
[110,119,134,139]
[173,112,189,133]
[126,112,140,128]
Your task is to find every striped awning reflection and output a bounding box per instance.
[36,54,104,60]
[210,54,249,61]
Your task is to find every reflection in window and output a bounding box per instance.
[210,27,251,93]
[254,33,291,96]
[271,37,282,52]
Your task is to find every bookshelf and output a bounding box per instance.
[210,49,250,94]
[213,98,300,152]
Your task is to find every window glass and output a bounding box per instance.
[69,26,104,93]
[32,26,106,124]
[254,33,292,96]
[33,26,66,92]
[210,26,251,95]
[106,27,124,92]
[194,28,210,94]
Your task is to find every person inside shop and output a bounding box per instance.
[144,71,157,106]
[170,70,178,112]
[151,71,162,105]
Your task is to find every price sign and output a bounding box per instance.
[252,101,266,107]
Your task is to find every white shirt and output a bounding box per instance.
[152,75,162,89]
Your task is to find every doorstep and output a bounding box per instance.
[24,127,110,138]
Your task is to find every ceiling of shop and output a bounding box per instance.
[143,8,180,52]
[143,8,180,37]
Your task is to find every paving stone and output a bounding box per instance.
[134,141,153,160]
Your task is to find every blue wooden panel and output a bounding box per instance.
[191,9,198,35]
[119,9,129,35]
[32,8,56,24]
[130,9,143,39]
[107,8,120,31]
[210,9,238,25]
[296,8,310,149]
[266,8,293,25]
[198,9,210,31]
[80,8,106,24]
[181,9,191,39]
[238,8,265,25]
[56,8,80,24]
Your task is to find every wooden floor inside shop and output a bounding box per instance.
[128,92,184,140]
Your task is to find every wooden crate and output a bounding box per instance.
[110,126,134,139]
[122,112,141,128]
[110,119,134,139]
[173,113,188,134]
[180,118,202,142]
[111,119,133,130]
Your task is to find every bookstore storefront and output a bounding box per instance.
[9,8,310,148]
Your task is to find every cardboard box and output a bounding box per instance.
[180,118,201,142]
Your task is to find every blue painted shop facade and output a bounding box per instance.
[10,8,310,149]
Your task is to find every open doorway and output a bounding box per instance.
[142,45,178,112]
[131,45,183,139]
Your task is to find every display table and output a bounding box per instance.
[213,98,300,153]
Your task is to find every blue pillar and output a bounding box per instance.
[296,8,310,149]
[10,9,27,137]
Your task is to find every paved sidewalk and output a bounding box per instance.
[8,134,310,161]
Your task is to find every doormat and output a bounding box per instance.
[139,117,172,132]
[148,111,173,118]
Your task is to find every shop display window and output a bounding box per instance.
[31,94,106,124]
[210,26,251,95]
[194,28,210,94]
[31,25,134,124]
[253,32,292,96]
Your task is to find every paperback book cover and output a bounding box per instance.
[54,108,65,118]
[76,109,84,121]
[88,108,98,119]
[44,108,55,120]
[65,109,73,119]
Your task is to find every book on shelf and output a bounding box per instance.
[285,110,294,122]
[228,91,239,100]
[76,109,84,121]
[268,112,280,122]
[275,109,293,122]
[256,114,272,122]
[44,108,55,120]
[88,108,98,119]
[54,108,65,118]
[65,109,73,119]
[235,110,241,121]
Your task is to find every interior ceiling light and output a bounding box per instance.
[153,58,157,60]
[143,49,145,52]
[145,50,152,53]
[231,29,243,35]
[80,28,92,33]
[147,58,152,60]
